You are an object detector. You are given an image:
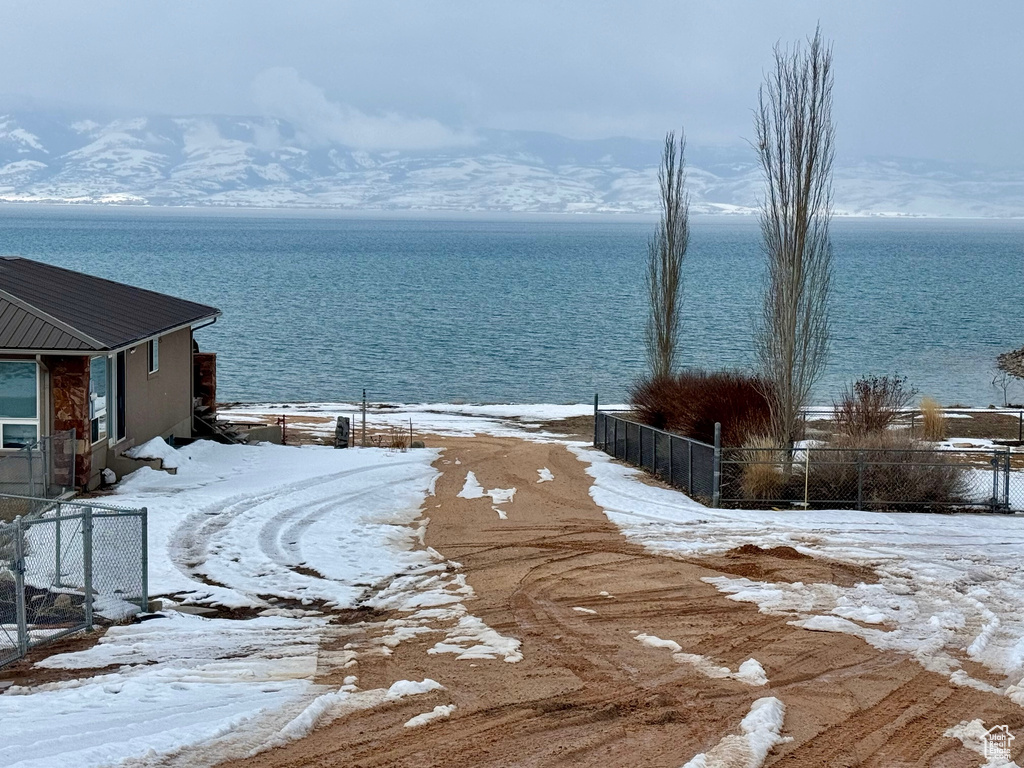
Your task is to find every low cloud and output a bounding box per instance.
[250,67,475,151]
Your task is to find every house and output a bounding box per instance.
[0,256,221,490]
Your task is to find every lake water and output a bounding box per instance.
[0,207,1021,406]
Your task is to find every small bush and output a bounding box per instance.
[630,370,773,447]
[388,426,408,452]
[920,396,946,441]
[807,432,968,510]
[738,435,789,500]
[833,375,916,436]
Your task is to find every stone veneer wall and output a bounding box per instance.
[47,356,91,488]
[193,352,217,413]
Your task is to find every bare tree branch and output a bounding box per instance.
[645,130,690,379]
[753,26,835,449]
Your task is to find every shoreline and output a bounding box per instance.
[2,201,1024,223]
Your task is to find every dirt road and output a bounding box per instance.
[227,434,1022,767]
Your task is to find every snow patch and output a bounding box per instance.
[386,679,444,698]
[635,633,681,653]
[681,697,788,768]
[537,467,554,483]
[404,704,456,728]
[458,470,515,517]
[125,436,181,469]
[429,615,523,663]
[458,471,485,499]
[635,633,767,686]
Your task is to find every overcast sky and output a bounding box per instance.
[1,1,1021,164]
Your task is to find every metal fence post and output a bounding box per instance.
[42,438,50,499]
[13,516,28,658]
[857,452,865,510]
[593,393,598,447]
[687,440,693,494]
[651,427,657,476]
[54,501,62,588]
[27,447,34,500]
[141,508,149,612]
[991,450,1000,513]
[82,505,94,631]
[1004,450,1012,512]
[614,417,619,459]
[361,389,367,448]
[668,434,674,487]
[712,423,722,508]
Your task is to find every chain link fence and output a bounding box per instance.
[594,411,719,504]
[594,410,1022,514]
[0,497,147,669]
[0,430,77,522]
[719,444,1020,512]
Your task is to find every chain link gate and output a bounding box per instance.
[0,497,147,669]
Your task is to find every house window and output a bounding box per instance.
[148,338,159,374]
[90,355,108,443]
[0,360,39,449]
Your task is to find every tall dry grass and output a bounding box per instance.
[809,432,967,510]
[920,396,946,442]
[738,435,789,500]
[731,431,969,510]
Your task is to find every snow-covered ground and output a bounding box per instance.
[0,438,507,768]
[221,401,625,440]
[571,445,1024,708]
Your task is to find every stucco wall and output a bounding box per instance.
[123,327,194,447]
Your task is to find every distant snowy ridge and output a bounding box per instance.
[0,112,1021,217]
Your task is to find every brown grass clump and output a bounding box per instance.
[920,396,946,442]
[738,435,789,501]
[630,370,773,446]
[833,375,915,436]
[808,432,967,510]
[388,427,408,452]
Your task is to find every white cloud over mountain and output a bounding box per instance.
[250,68,476,152]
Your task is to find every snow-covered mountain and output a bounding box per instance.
[0,112,1021,217]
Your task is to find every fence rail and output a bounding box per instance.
[0,430,77,522]
[594,411,719,503]
[0,496,147,669]
[594,410,1022,514]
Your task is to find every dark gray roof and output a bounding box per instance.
[0,256,220,352]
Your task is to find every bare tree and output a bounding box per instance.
[992,368,1018,407]
[645,130,690,379]
[754,28,835,449]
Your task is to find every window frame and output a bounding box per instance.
[148,337,159,374]
[0,359,40,450]
[89,355,110,445]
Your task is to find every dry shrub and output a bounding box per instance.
[630,370,772,446]
[920,396,946,441]
[388,427,408,452]
[807,432,967,510]
[833,375,915,436]
[738,435,789,500]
